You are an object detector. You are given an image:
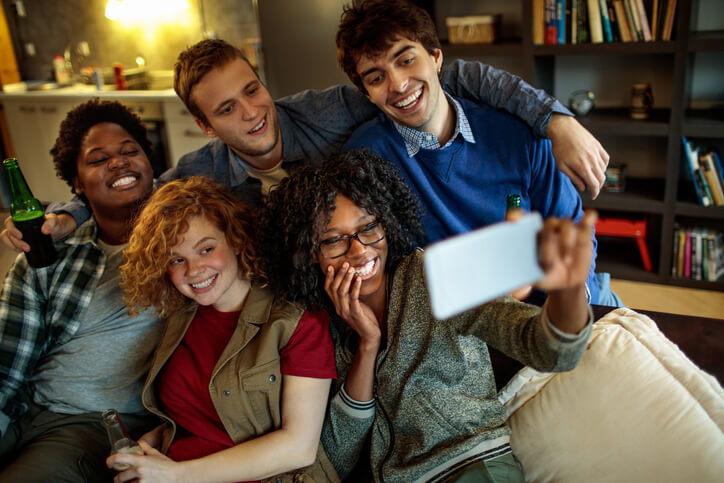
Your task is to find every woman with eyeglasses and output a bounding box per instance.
[261,148,596,483]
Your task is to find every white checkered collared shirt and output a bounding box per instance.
[393,94,476,157]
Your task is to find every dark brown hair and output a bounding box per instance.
[336,0,441,94]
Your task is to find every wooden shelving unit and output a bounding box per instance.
[434,0,724,290]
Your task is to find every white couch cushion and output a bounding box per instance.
[499,307,724,483]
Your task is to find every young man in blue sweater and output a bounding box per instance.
[337,0,621,306]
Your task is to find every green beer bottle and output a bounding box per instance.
[3,158,57,268]
[506,193,521,212]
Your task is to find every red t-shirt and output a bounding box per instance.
[157,305,336,463]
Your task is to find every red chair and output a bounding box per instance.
[595,217,653,272]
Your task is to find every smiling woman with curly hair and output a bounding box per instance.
[115,176,338,482]
[121,176,264,318]
[260,147,596,482]
[260,148,425,310]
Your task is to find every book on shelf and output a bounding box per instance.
[607,1,621,42]
[534,0,545,45]
[712,150,724,188]
[577,0,590,43]
[700,151,724,206]
[612,0,633,41]
[662,0,678,41]
[599,0,614,42]
[571,0,578,44]
[713,230,724,281]
[651,0,661,40]
[673,226,724,281]
[681,136,713,207]
[587,0,604,42]
[677,226,686,276]
[625,0,643,41]
[694,228,704,280]
[684,230,692,278]
[634,0,653,41]
[545,0,559,44]
[557,0,567,44]
[702,231,709,281]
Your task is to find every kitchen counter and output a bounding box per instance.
[0,82,177,100]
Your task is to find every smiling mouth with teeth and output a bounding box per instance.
[354,258,376,278]
[111,175,137,188]
[249,117,266,134]
[191,274,217,290]
[394,88,423,109]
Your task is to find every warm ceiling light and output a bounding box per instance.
[105,0,191,24]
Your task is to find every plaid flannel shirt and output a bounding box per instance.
[0,218,105,434]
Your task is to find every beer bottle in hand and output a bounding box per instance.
[2,158,57,268]
[506,193,521,212]
[102,409,144,471]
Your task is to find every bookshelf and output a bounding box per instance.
[431,0,724,290]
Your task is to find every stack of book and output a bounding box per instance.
[533,0,679,45]
[672,224,724,281]
[681,137,724,208]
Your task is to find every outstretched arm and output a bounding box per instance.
[530,210,598,333]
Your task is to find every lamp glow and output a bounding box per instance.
[105,0,191,26]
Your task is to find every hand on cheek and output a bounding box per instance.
[323,264,381,344]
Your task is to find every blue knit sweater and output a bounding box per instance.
[345,96,599,304]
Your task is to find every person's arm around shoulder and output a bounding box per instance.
[547,114,609,199]
[441,59,609,198]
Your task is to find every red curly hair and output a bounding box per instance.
[120,176,265,318]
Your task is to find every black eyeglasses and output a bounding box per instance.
[318,221,385,259]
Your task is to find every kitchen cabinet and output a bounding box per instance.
[2,98,78,203]
[162,98,209,167]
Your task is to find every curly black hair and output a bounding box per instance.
[51,99,153,198]
[260,148,425,308]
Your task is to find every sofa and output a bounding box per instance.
[497,306,724,482]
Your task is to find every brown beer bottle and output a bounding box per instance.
[3,158,58,268]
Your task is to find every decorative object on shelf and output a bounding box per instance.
[445,15,501,44]
[630,82,654,119]
[603,164,627,192]
[568,89,596,116]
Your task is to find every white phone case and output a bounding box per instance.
[424,213,544,319]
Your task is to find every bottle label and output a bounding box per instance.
[15,217,57,268]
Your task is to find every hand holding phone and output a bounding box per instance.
[424,213,544,319]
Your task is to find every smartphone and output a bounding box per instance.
[424,213,544,319]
